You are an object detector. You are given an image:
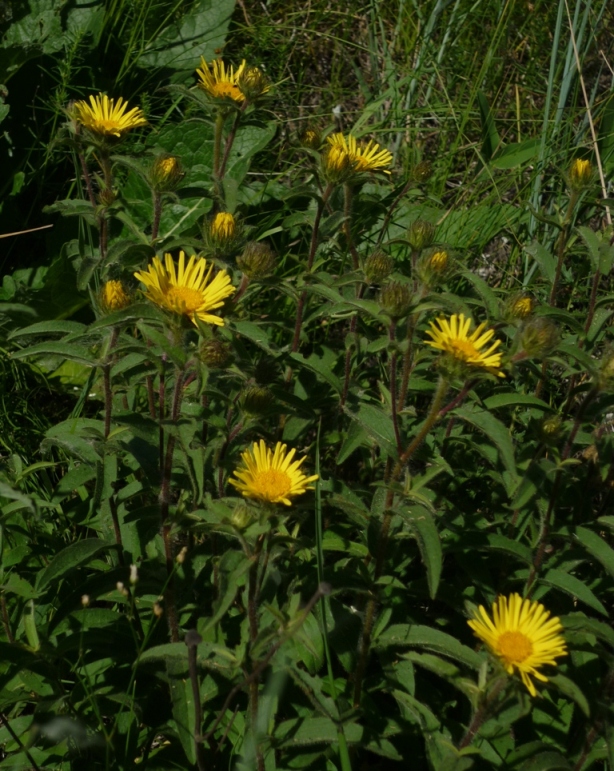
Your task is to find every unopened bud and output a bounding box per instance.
[236,241,276,280]
[412,160,432,183]
[418,247,453,288]
[199,339,233,369]
[237,65,270,100]
[81,594,90,607]
[407,220,435,251]
[98,188,117,207]
[520,317,559,359]
[363,250,393,283]
[379,281,413,320]
[507,293,534,320]
[99,280,132,313]
[569,158,592,191]
[129,564,139,585]
[176,546,188,564]
[153,601,163,618]
[240,385,275,416]
[299,128,321,150]
[116,581,129,597]
[231,504,252,530]
[205,211,240,254]
[150,155,183,192]
[538,414,563,444]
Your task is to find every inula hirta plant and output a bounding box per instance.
[4,39,614,771]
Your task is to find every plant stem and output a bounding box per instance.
[212,111,225,179]
[218,103,247,181]
[584,268,601,335]
[186,630,206,771]
[343,183,360,270]
[549,191,578,306]
[78,150,97,208]
[103,327,120,440]
[159,367,186,642]
[290,184,334,354]
[151,191,162,241]
[376,177,413,248]
[389,321,402,454]
[353,377,449,706]
[458,678,507,749]
[248,535,266,771]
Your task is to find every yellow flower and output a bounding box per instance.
[468,594,567,697]
[326,132,392,174]
[425,313,504,376]
[73,93,147,137]
[211,212,236,240]
[100,280,131,312]
[229,440,318,506]
[134,251,235,326]
[510,294,534,319]
[196,58,246,103]
[429,250,449,272]
[569,158,592,189]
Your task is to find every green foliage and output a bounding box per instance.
[0,0,614,769]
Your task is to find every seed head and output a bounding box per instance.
[199,339,234,369]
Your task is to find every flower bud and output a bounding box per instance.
[299,128,321,150]
[538,414,562,445]
[236,241,276,280]
[98,188,117,207]
[176,546,188,564]
[231,504,252,530]
[198,339,233,369]
[150,155,183,192]
[321,144,353,184]
[363,250,393,284]
[407,220,435,251]
[520,317,559,359]
[99,280,132,313]
[379,281,412,320]
[239,385,275,416]
[116,581,129,597]
[417,247,453,288]
[129,564,139,585]
[153,601,163,618]
[205,211,241,254]
[412,160,432,183]
[569,158,592,191]
[81,594,90,607]
[506,293,534,320]
[237,65,270,101]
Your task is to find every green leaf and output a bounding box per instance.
[460,269,500,317]
[477,90,500,161]
[454,404,518,485]
[399,505,442,599]
[8,320,86,339]
[374,624,483,669]
[574,526,614,580]
[540,568,607,616]
[275,717,362,746]
[525,242,556,283]
[548,674,590,717]
[562,612,614,648]
[343,402,396,457]
[137,0,235,70]
[11,342,96,367]
[290,347,341,392]
[36,538,113,592]
[518,751,571,770]
[483,393,552,411]
[167,658,196,765]
[491,138,541,169]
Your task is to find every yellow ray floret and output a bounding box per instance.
[326,132,393,174]
[134,251,235,326]
[73,93,147,137]
[468,593,567,697]
[229,440,319,506]
[196,58,246,102]
[425,313,504,376]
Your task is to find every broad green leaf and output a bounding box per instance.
[373,624,483,669]
[454,404,518,484]
[8,320,86,339]
[562,612,614,648]
[574,526,614,580]
[518,751,571,770]
[484,393,551,411]
[167,658,196,765]
[290,347,341,392]
[491,138,540,169]
[477,90,500,161]
[275,717,362,746]
[540,568,607,616]
[525,242,556,284]
[399,505,442,598]
[36,538,113,592]
[460,269,499,317]
[343,402,396,457]
[11,342,96,367]
[548,674,590,717]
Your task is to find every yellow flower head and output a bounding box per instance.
[326,132,392,174]
[72,94,147,137]
[510,294,534,319]
[468,593,567,697]
[425,313,504,376]
[569,158,592,189]
[229,440,319,506]
[100,280,131,312]
[429,250,449,273]
[196,58,246,103]
[134,251,235,326]
[211,212,236,240]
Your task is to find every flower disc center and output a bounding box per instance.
[447,339,479,360]
[166,286,204,313]
[211,83,244,101]
[252,469,292,501]
[497,631,533,664]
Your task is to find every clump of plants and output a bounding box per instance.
[1,48,614,771]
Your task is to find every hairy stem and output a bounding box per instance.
[151,191,162,241]
[458,678,507,749]
[549,191,578,306]
[389,321,402,454]
[186,630,206,771]
[219,103,247,181]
